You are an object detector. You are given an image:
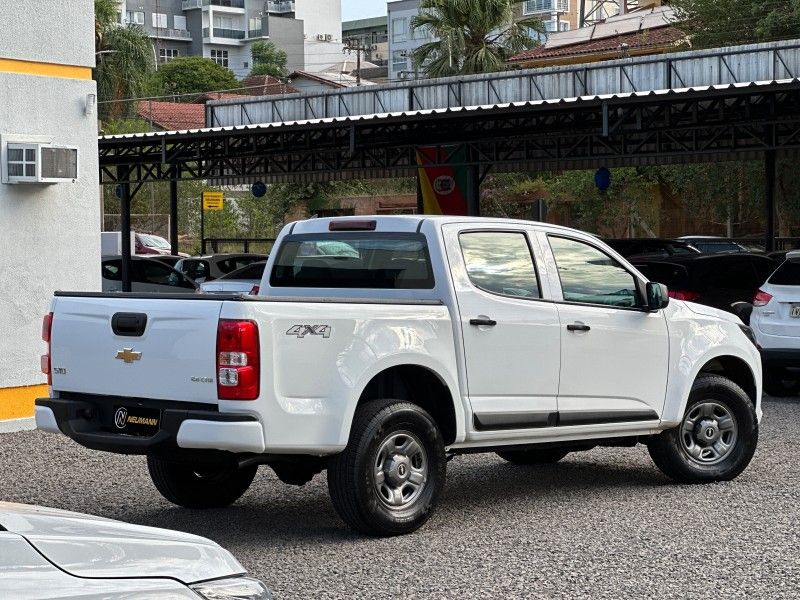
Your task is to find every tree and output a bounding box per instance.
[94,0,155,121]
[410,0,544,78]
[249,41,288,78]
[155,56,239,98]
[670,0,800,48]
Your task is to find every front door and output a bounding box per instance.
[443,225,561,432]
[544,234,669,425]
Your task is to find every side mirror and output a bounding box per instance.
[731,301,753,326]
[646,282,670,311]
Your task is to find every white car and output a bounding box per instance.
[0,502,271,599]
[751,250,800,396]
[37,216,762,537]
[200,262,266,295]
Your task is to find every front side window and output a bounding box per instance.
[460,232,540,299]
[271,233,434,289]
[549,236,639,308]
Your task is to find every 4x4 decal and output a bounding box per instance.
[286,325,332,339]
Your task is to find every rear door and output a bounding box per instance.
[50,296,222,403]
[543,234,669,423]
[443,224,561,431]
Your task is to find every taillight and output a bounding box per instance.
[216,320,260,400]
[753,290,773,307]
[41,312,53,385]
[668,290,700,302]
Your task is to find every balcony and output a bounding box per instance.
[150,28,193,40]
[203,27,246,40]
[522,0,568,14]
[267,1,295,14]
[184,0,245,10]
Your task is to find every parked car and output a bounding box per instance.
[751,250,800,396]
[0,502,272,599]
[632,253,778,313]
[177,254,268,284]
[605,238,700,259]
[136,233,189,257]
[677,236,750,254]
[199,261,266,295]
[102,256,198,293]
[38,217,762,537]
[150,255,183,268]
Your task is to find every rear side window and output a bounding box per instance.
[769,261,800,285]
[459,231,540,299]
[224,263,266,281]
[217,256,263,275]
[270,233,434,289]
[182,259,209,281]
[135,261,195,289]
[549,236,639,308]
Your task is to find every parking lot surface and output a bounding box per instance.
[2,396,799,599]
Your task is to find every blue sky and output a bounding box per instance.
[343,0,388,21]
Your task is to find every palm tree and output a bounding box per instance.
[410,0,545,78]
[94,0,155,121]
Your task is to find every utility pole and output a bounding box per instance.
[344,38,368,86]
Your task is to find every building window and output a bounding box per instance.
[392,49,408,73]
[544,20,570,32]
[211,49,229,68]
[392,17,407,42]
[523,0,568,14]
[127,10,145,25]
[159,48,180,63]
[152,12,167,28]
[174,15,187,30]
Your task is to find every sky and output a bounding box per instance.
[342,0,388,21]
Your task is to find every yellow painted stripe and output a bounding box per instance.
[0,58,92,80]
[0,385,47,421]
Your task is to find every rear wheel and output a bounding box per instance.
[496,448,570,465]
[327,399,446,536]
[147,455,257,508]
[764,367,800,397]
[647,375,758,483]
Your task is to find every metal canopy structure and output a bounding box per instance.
[99,78,800,290]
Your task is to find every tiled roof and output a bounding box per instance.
[509,26,686,63]
[199,92,250,102]
[136,101,205,131]
[239,75,300,97]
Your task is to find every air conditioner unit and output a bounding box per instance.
[316,33,326,41]
[3,142,79,184]
[325,34,333,41]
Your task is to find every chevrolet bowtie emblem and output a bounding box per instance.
[115,348,142,364]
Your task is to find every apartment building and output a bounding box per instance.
[343,16,389,66]
[116,0,342,77]
[515,0,580,34]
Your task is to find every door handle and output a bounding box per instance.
[470,318,497,327]
[567,323,591,332]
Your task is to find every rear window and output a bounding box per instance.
[769,261,800,285]
[270,233,435,289]
[634,262,689,289]
[222,262,266,281]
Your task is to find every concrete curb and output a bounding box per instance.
[0,418,36,434]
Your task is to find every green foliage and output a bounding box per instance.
[411,0,544,78]
[249,41,288,78]
[95,0,154,121]
[670,0,800,48]
[101,118,154,135]
[155,56,240,98]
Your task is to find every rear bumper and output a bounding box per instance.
[761,348,800,369]
[35,396,265,455]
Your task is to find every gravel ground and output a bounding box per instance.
[2,396,799,600]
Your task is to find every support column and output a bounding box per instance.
[416,170,424,215]
[765,150,776,252]
[119,180,132,293]
[169,168,179,256]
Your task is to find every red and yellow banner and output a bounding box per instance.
[416,146,470,215]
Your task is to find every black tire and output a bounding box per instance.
[147,455,257,509]
[647,374,758,483]
[496,448,570,465]
[327,399,446,537]
[763,367,800,397]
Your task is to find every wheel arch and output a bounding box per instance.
[697,355,758,408]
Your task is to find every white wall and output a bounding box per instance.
[0,1,100,390]
[294,0,344,72]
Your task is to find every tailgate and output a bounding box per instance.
[50,296,223,404]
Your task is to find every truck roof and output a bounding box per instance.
[289,215,585,236]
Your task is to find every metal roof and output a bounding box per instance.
[100,78,800,144]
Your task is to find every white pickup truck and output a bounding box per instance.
[36,216,763,536]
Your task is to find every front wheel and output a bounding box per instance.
[147,455,257,508]
[647,374,758,483]
[327,399,446,536]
